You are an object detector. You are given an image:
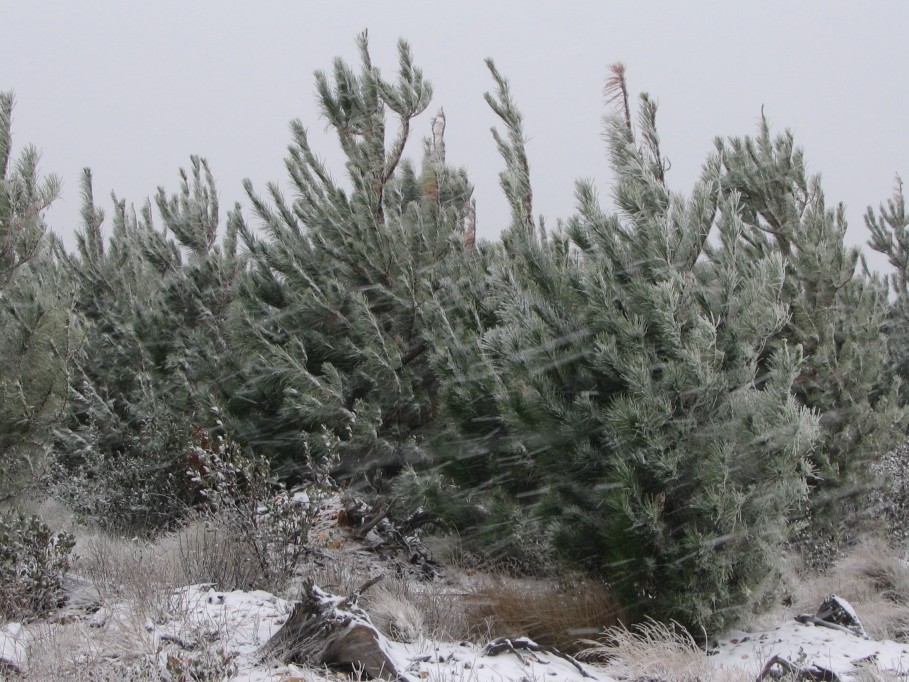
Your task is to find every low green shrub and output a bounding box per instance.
[0,512,75,620]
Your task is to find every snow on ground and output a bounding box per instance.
[7,579,909,680]
[4,495,909,679]
[153,585,614,682]
[0,623,25,676]
[713,618,909,678]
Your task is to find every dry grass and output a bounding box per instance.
[364,576,470,643]
[464,574,623,653]
[365,581,426,643]
[23,619,160,681]
[578,619,751,682]
[18,503,289,679]
[160,517,267,593]
[772,536,909,641]
[852,661,908,682]
[302,550,471,643]
[305,552,370,598]
[75,531,178,624]
[22,591,246,681]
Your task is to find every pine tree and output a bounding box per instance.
[55,160,239,532]
[137,156,244,426]
[0,92,74,503]
[867,178,909,404]
[432,64,819,632]
[231,33,473,483]
[717,121,907,522]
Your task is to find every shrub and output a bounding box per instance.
[54,409,195,534]
[0,512,75,620]
[185,429,318,593]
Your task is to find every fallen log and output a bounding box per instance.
[260,575,407,680]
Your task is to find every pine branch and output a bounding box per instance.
[605,62,632,132]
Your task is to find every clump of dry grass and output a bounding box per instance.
[302,551,471,643]
[464,574,623,653]
[778,536,909,641]
[852,661,908,682]
[362,576,470,643]
[160,517,267,593]
[24,619,161,681]
[365,581,426,643]
[578,619,751,682]
[76,531,178,623]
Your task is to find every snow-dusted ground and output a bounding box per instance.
[1,584,615,681]
[714,619,909,678]
[4,494,909,679]
[4,581,909,680]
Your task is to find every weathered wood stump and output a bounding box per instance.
[260,575,407,680]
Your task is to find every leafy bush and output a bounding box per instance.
[0,512,75,620]
[53,407,196,534]
[185,429,318,592]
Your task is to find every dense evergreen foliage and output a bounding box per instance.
[0,92,73,503]
[868,181,909,405]
[431,65,819,630]
[230,33,474,482]
[54,161,241,531]
[2,42,906,633]
[717,125,906,518]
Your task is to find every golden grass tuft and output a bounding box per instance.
[775,536,909,641]
[464,574,623,653]
[577,619,751,682]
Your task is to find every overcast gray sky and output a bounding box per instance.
[2,1,907,273]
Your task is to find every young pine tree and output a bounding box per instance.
[717,122,907,526]
[433,64,819,632]
[867,179,909,404]
[231,33,473,483]
[55,161,240,532]
[0,92,74,504]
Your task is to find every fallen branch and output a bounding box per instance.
[352,500,391,541]
[483,636,593,678]
[158,632,198,651]
[341,495,437,578]
[756,654,841,682]
[794,614,860,637]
